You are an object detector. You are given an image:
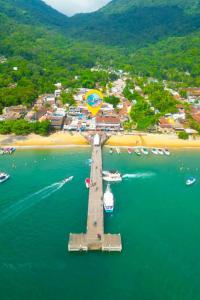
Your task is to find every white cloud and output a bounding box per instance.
[43,0,110,16]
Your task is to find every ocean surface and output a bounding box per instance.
[0,148,200,300]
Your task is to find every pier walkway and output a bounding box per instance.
[68,134,122,252]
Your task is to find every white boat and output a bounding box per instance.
[116,147,121,154]
[128,148,132,154]
[109,148,113,154]
[141,148,149,155]
[0,173,10,183]
[103,184,114,213]
[164,149,170,156]
[186,177,196,186]
[134,149,141,156]
[103,170,122,182]
[85,178,91,188]
[62,176,74,184]
[151,148,159,155]
[158,149,164,155]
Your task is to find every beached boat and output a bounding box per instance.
[141,148,149,155]
[151,148,159,155]
[0,173,10,183]
[186,177,196,186]
[128,148,132,154]
[103,184,114,213]
[163,149,170,156]
[158,149,164,155]
[62,176,73,184]
[103,170,122,182]
[85,178,91,188]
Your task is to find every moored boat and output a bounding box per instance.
[141,148,149,155]
[158,148,164,155]
[109,148,113,154]
[103,184,114,213]
[164,149,170,156]
[116,147,121,154]
[0,173,10,183]
[128,148,132,154]
[151,148,159,155]
[0,147,16,155]
[134,149,141,156]
[186,177,196,186]
[85,178,91,188]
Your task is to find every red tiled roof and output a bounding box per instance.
[96,116,120,124]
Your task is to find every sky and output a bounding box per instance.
[43,0,111,16]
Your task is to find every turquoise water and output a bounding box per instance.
[0,148,200,300]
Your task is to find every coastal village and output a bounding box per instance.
[1,66,200,139]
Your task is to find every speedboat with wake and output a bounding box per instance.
[62,176,74,184]
[103,184,114,213]
[103,170,122,182]
[0,172,10,183]
[186,177,196,186]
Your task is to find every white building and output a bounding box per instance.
[93,134,100,146]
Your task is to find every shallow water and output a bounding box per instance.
[0,148,200,300]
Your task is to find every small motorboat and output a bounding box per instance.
[134,149,141,156]
[109,148,113,154]
[186,177,196,186]
[103,184,114,213]
[116,147,121,154]
[128,148,132,154]
[85,178,91,188]
[158,149,164,155]
[164,149,170,156]
[151,148,159,155]
[141,148,149,155]
[62,176,74,184]
[0,173,10,183]
[103,170,122,182]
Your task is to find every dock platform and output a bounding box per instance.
[68,134,122,252]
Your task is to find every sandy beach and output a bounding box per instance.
[1,132,200,149]
[107,133,200,148]
[0,132,88,148]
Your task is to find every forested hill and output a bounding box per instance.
[100,0,200,14]
[0,0,68,28]
[68,0,200,47]
[0,0,200,113]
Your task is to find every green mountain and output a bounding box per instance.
[0,0,200,113]
[0,0,68,28]
[100,0,200,14]
[68,0,200,47]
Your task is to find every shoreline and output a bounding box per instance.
[1,132,200,150]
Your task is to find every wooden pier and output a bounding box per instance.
[68,134,122,252]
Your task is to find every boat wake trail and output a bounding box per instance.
[122,172,155,179]
[0,181,66,223]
